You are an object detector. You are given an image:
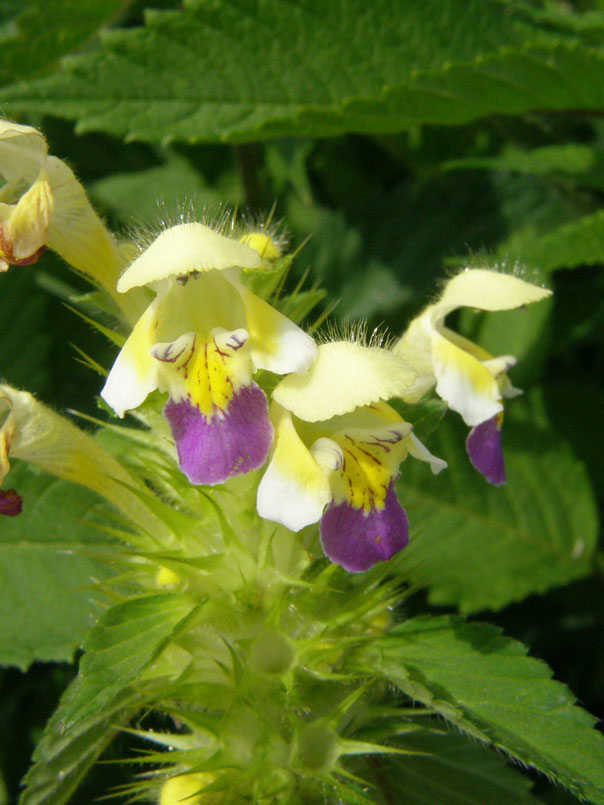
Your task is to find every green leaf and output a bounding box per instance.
[90,151,240,225]
[442,143,597,175]
[370,727,537,804]
[0,0,131,85]
[0,463,116,670]
[365,616,604,804]
[2,1,601,143]
[457,293,553,387]
[502,209,604,273]
[0,271,51,396]
[19,680,141,805]
[60,592,199,730]
[394,393,598,613]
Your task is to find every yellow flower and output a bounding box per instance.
[257,342,445,571]
[101,222,316,485]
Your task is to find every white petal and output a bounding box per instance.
[432,330,502,426]
[117,223,261,292]
[101,298,160,417]
[273,341,417,422]
[236,283,317,375]
[256,408,331,531]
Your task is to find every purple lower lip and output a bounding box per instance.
[163,383,273,486]
[466,415,506,486]
[319,482,409,572]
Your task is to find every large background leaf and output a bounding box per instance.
[394,392,598,613]
[366,616,604,804]
[366,727,537,804]
[0,463,117,670]
[4,1,604,143]
[0,0,130,85]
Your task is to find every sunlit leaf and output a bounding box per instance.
[4,2,603,143]
[0,463,116,670]
[366,616,604,803]
[60,592,199,729]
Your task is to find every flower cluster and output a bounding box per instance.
[0,118,552,576]
[95,222,549,572]
[0,117,558,804]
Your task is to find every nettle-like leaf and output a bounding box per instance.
[394,393,597,613]
[0,463,117,670]
[501,209,604,273]
[371,727,537,804]
[60,592,200,730]
[0,0,130,85]
[19,681,141,805]
[363,616,604,804]
[2,0,603,143]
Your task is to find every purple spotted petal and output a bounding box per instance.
[0,489,22,516]
[163,383,273,486]
[319,483,409,573]
[466,415,506,486]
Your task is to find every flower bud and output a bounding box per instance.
[292,722,340,773]
[249,628,296,675]
[239,231,281,263]
[160,773,219,805]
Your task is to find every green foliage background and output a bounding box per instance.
[0,0,603,802]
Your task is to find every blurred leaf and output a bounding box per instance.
[0,271,51,396]
[376,727,536,804]
[338,262,412,319]
[4,1,603,143]
[0,463,116,670]
[458,294,554,387]
[394,392,598,613]
[0,262,117,415]
[286,166,505,321]
[90,150,240,225]
[368,616,604,804]
[502,209,604,273]
[442,143,596,175]
[390,398,448,443]
[0,0,130,85]
[60,592,199,730]
[19,680,140,805]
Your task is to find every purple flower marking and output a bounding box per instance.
[0,488,23,516]
[466,414,506,486]
[163,382,273,485]
[319,482,409,573]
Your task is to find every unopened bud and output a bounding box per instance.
[292,722,340,773]
[160,772,219,805]
[249,628,296,675]
[239,232,280,262]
